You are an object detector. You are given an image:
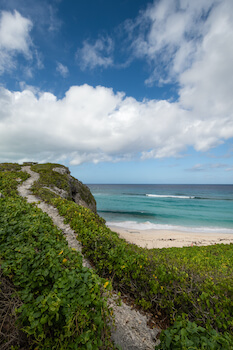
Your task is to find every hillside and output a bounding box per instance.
[0,162,233,350]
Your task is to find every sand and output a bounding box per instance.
[108,225,233,249]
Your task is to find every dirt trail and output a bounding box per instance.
[18,166,160,350]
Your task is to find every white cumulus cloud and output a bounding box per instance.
[0,0,233,166]
[0,10,33,74]
[0,82,233,165]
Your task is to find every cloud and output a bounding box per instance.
[179,0,233,122]
[0,10,33,74]
[1,0,62,34]
[0,83,233,165]
[126,0,219,85]
[121,0,233,151]
[187,163,228,172]
[0,0,233,167]
[77,37,113,70]
[56,62,69,77]
[187,164,205,172]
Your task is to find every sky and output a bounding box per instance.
[0,0,233,184]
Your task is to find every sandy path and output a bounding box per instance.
[109,225,233,249]
[18,166,90,268]
[18,166,160,350]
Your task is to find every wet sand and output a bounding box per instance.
[108,225,233,249]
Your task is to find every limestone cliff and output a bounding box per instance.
[30,163,97,213]
[53,166,96,213]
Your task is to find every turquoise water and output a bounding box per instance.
[88,184,233,233]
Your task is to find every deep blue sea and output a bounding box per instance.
[88,184,233,233]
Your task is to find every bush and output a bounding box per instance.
[0,196,114,349]
[155,317,233,350]
[3,162,231,348]
[0,169,29,197]
[50,197,233,335]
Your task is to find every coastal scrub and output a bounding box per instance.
[51,197,233,337]
[0,165,115,349]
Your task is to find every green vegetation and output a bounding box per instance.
[0,165,115,349]
[50,198,233,335]
[0,163,30,197]
[155,317,233,349]
[31,163,71,202]
[1,162,233,349]
[0,267,30,350]
[0,162,22,172]
[31,163,96,211]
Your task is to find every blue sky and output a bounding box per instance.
[0,0,233,183]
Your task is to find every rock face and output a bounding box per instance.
[68,176,97,213]
[52,167,97,213]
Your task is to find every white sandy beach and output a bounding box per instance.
[108,225,233,249]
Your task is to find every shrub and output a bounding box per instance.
[5,162,231,348]
[155,317,233,350]
[0,169,29,197]
[50,197,233,335]
[0,196,114,349]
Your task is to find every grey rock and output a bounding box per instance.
[42,186,69,199]
[52,166,97,213]
[52,167,70,175]
[0,192,4,198]
[68,175,97,213]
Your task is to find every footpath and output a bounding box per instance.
[18,166,160,350]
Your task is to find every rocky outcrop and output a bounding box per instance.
[52,167,97,213]
[68,176,97,213]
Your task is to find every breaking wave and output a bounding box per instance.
[146,194,195,199]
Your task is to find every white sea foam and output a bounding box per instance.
[107,221,233,234]
[146,194,195,199]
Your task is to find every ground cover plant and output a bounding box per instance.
[50,198,233,335]
[31,163,72,203]
[0,164,30,197]
[0,267,31,349]
[30,163,233,348]
[1,163,233,349]
[155,317,233,350]
[0,162,22,172]
[0,166,115,349]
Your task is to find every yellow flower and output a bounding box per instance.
[140,265,142,268]
[104,281,109,288]
[58,250,63,255]
[160,286,163,290]
[121,265,125,269]
[71,248,76,251]
[62,258,67,263]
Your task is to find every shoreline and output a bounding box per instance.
[108,225,233,249]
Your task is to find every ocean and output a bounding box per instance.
[88,184,233,233]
